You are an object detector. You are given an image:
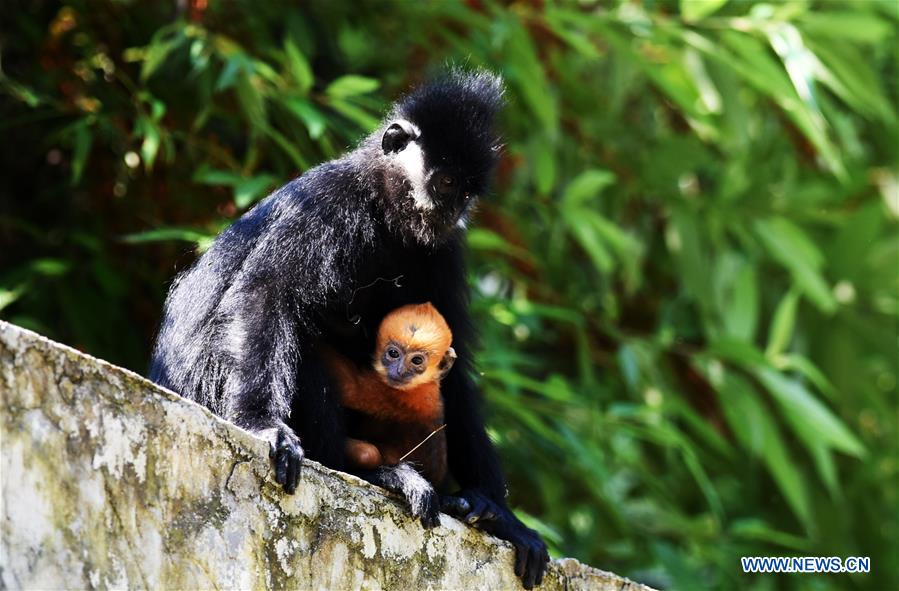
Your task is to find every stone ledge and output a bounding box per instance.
[0,321,654,590]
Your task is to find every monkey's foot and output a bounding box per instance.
[261,423,304,494]
[440,490,499,524]
[443,489,549,589]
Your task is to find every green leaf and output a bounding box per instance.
[122,228,214,248]
[533,140,556,195]
[754,218,837,313]
[215,57,243,91]
[562,169,616,207]
[503,17,558,134]
[776,354,836,399]
[715,255,759,341]
[670,210,714,316]
[707,337,769,368]
[193,167,276,208]
[325,75,380,98]
[71,120,92,185]
[467,229,532,261]
[261,124,311,169]
[693,31,846,179]
[193,167,244,186]
[0,77,43,107]
[141,34,183,82]
[137,117,161,171]
[798,11,894,44]
[756,368,866,458]
[284,39,314,94]
[0,286,25,312]
[680,0,729,22]
[766,289,800,357]
[730,519,810,551]
[713,370,812,527]
[563,210,613,274]
[235,70,267,127]
[233,175,276,208]
[282,98,327,139]
[30,259,69,276]
[328,99,380,132]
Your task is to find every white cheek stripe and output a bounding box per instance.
[394,140,434,211]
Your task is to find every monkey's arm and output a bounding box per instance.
[217,275,308,493]
[218,190,362,493]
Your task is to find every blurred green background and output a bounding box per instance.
[1,1,896,589]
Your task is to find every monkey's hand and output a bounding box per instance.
[442,489,549,589]
[261,423,304,494]
[358,464,441,529]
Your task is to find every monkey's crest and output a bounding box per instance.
[376,303,453,356]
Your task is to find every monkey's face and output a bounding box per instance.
[377,71,503,245]
[375,341,457,390]
[376,341,432,389]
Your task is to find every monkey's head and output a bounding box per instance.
[373,303,456,390]
[373,70,504,244]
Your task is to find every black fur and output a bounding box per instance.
[150,70,548,588]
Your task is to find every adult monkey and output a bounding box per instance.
[150,71,549,588]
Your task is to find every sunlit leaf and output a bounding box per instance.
[755,218,837,313]
[766,289,799,357]
[122,228,214,249]
[282,98,327,139]
[680,0,729,22]
[713,370,812,527]
[234,175,276,208]
[756,368,866,458]
[67,124,91,187]
[325,75,380,98]
[30,259,70,276]
[562,169,616,207]
[140,32,183,81]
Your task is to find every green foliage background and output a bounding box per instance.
[2,1,896,588]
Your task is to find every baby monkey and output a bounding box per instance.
[324,303,456,485]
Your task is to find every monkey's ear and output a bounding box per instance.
[382,120,419,154]
[437,347,457,379]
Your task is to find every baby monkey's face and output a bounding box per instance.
[375,342,456,390]
[373,302,456,390]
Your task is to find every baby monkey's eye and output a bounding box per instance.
[440,174,455,186]
[387,347,401,359]
[410,354,425,366]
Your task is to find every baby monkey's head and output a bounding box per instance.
[374,303,456,390]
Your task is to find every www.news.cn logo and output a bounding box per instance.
[741,556,871,574]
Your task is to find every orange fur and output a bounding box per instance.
[337,369,443,424]
[373,303,452,390]
[322,303,453,482]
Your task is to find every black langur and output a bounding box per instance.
[150,70,549,588]
[326,302,455,488]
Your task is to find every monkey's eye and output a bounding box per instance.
[434,173,457,197]
[463,192,471,201]
[410,354,425,366]
[387,347,401,360]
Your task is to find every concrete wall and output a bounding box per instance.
[0,321,653,590]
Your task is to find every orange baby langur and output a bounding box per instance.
[324,303,456,485]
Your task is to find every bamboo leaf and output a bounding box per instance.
[325,75,380,98]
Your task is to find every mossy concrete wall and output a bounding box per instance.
[0,321,653,590]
